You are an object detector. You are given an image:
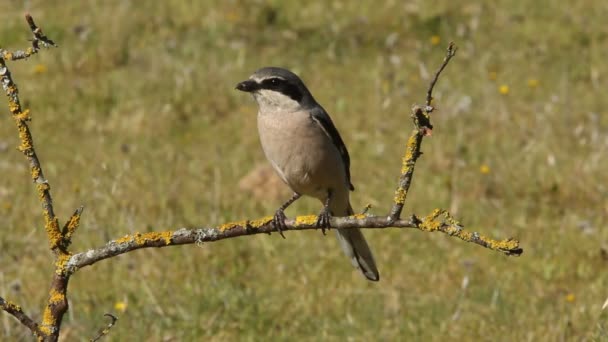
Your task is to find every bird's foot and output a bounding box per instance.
[316,207,331,235]
[273,209,288,239]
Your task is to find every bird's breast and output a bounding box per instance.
[256,110,346,198]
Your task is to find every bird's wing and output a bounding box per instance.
[309,106,355,191]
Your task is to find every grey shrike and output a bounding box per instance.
[236,67,379,281]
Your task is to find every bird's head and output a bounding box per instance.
[236,67,315,113]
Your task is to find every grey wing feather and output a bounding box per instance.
[309,106,355,191]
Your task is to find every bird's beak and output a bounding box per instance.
[235,79,259,92]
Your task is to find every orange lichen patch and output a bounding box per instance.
[295,215,317,225]
[249,216,273,228]
[393,188,407,205]
[114,231,173,245]
[218,220,248,231]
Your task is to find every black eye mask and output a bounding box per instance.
[260,77,303,102]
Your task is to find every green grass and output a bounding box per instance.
[1,0,608,340]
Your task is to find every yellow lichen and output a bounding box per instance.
[17,124,33,152]
[249,216,273,228]
[351,213,366,220]
[14,109,31,121]
[48,288,64,305]
[31,166,41,180]
[9,102,19,113]
[36,181,50,194]
[218,220,248,231]
[419,208,444,232]
[158,231,172,245]
[295,215,318,225]
[43,210,61,249]
[2,300,22,312]
[55,253,72,275]
[393,188,407,205]
[114,231,173,245]
[40,307,53,336]
[64,212,81,239]
[486,237,520,251]
[132,233,146,245]
[114,234,134,244]
[400,133,418,174]
[39,288,66,337]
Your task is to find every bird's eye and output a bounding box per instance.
[269,78,279,84]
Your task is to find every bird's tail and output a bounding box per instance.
[333,203,380,281]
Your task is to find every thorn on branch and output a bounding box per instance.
[90,313,118,342]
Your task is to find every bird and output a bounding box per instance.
[235,67,379,281]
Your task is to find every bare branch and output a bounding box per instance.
[0,296,42,338]
[90,314,118,342]
[426,42,457,107]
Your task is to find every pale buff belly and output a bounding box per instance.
[257,111,348,201]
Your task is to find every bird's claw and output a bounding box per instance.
[273,209,287,239]
[316,208,331,235]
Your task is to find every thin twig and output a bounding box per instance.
[90,314,118,342]
[426,42,457,107]
[0,296,43,338]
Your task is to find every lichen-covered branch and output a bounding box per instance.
[0,14,61,251]
[389,43,457,221]
[0,296,42,338]
[65,212,522,274]
[1,14,72,342]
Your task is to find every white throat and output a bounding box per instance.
[253,89,302,114]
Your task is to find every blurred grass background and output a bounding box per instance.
[1,0,607,340]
